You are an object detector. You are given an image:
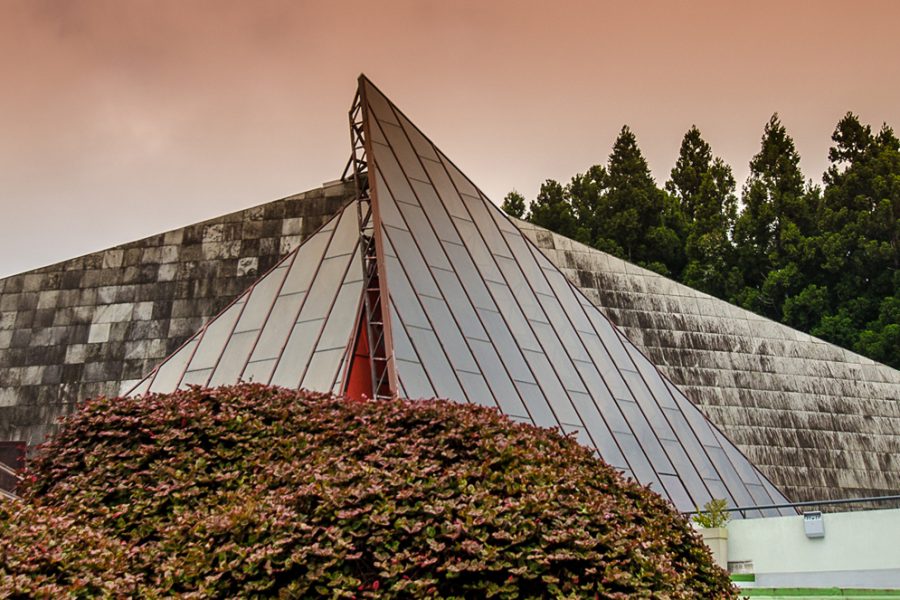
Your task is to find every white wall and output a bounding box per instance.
[726,508,900,587]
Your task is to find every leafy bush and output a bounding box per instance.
[1,384,735,598]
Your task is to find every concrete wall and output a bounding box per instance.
[0,181,355,447]
[727,508,900,588]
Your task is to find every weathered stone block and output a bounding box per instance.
[87,323,111,344]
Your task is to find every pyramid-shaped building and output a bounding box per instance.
[2,76,898,510]
[122,77,792,515]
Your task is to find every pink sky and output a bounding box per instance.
[1,0,899,276]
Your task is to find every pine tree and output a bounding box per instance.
[501,190,527,219]
[667,126,738,297]
[567,164,607,246]
[527,179,578,240]
[815,114,900,367]
[732,114,817,317]
[597,126,683,275]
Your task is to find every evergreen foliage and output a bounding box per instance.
[501,190,527,219]
[501,113,900,369]
[0,384,735,598]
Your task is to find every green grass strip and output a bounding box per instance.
[742,588,900,598]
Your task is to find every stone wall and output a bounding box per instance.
[0,181,355,447]
[518,219,900,503]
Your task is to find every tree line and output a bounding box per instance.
[502,113,899,369]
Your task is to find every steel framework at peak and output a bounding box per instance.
[129,75,793,516]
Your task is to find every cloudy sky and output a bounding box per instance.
[1,0,899,277]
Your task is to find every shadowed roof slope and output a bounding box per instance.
[518,219,900,503]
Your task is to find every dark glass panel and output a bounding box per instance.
[703,478,735,507]
[316,281,362,351]
[420,295,479,373]
[485,281,540,352]
[494,256,545,323]
[430,267,488,341]
[389,304,419,362]
[673,392,720,447]
[384,255,430,329]
[436,149,480,198]
[249,293,305,363]
[537,331,588,395]
[659,474,694,512]
[538,264,594,333]
[456,370,497,409]
[661,438,710,506]
[465,196,513,259]
[233,265,290,334]
[662,406,723,481]
[301,348,346,391]
[629,349,679,410]
[746,483,774,513]
[539,294,606,360]
[243,358,277,385]
[571,359,631,434]
[467,338,529,419]
[148,338,198,392]
[716,429,766,487]
[614,432,662,493]
[185,304,243,372]
[383,225,441,298]
[618,399,675,475]
[395,198,452,270]
[620,369,678,442]
[442,242,496,312]
[395,107,440,161]
[297,255,353,321]
[513,380,558,429]
[209,330,257,386]
[181,368,213,388]
[567,390,628,469]
[378,121,430,183]
[364,85,400,125]
[504,237,553,297]
[532,321,590,378]
[704,445,755,508]
[520,349,581,426]
[420,157,470,219]
[476,309,534,383]
[406,325,465,401]
[396,358,435,399]
[451,218,504,283]
[270,319,323,388]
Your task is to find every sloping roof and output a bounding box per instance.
[518,220,900,503]
[132,200,364,395]
[0,183,354,445]
[129,76,791,515]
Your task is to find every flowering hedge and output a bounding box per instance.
[0,384,735,598]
